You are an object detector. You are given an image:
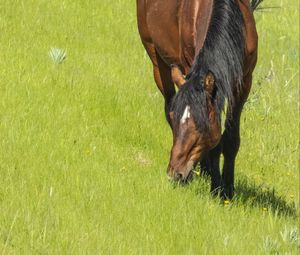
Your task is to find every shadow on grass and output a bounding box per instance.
[234,178,298,217]
[171,174,297,217]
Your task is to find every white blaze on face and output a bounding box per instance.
[180,105,191,124]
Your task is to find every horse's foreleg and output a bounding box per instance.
[200,155,211,176]
[142,42,176,125]
[221,74,253,199]
[209,142,223,195]
[200,141,223,195]
[221,111,242,199]
[153,57,175,123]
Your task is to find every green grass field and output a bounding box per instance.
[0,0,299,254]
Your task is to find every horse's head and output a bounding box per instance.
[167,72,221,182]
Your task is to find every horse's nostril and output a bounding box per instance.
[175,172,183,180]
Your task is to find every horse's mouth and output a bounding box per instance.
[169,160,197,184]
[186,160,201,181]
[184,169,194,182]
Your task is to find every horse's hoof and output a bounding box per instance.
[221,186,234,200]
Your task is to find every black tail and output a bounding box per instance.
[251,0,263,12]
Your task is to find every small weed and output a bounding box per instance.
[280,226,300,247]
[49,48,66,65]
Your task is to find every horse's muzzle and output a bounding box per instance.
[167,160,195,183]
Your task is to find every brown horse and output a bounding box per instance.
[137,0,260,198]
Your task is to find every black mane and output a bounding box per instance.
[171,0,245,131]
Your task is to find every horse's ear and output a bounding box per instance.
[203,71,215,96]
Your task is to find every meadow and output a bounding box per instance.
[0,0,299,254]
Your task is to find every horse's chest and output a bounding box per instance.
[145,0,182,65]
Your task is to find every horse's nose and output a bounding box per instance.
[174,172,183,181]
[167,167,184,181]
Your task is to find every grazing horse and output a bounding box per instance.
[137,0,260,198]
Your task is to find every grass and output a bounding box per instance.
[0,0,299,254]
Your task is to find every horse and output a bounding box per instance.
[137,0,261,199]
